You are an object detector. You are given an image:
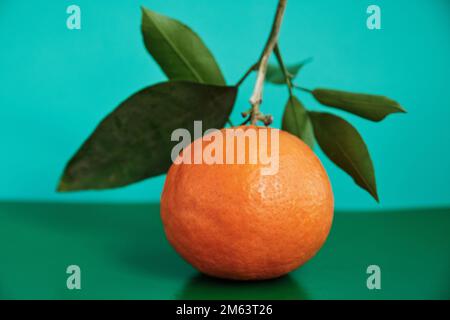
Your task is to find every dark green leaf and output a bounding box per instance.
[58,81,237,191]
[141,7,225,85]
[282,96,314,148]
[312,88,405,122]
[309,112,379,201]
[266,58,312,84]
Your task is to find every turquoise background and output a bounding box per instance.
[1,0,449,210]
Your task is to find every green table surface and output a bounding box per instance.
[0,202,448,300]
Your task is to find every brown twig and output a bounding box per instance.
[249,0,288,125]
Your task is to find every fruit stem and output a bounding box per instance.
[249,0,288,125]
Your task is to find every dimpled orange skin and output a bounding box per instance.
[160,126,334,280]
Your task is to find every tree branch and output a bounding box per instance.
[249,0,288,125]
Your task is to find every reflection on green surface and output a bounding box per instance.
[0,202,448,299]
[178,274,309,300]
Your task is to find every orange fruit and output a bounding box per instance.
[161,126,334,280]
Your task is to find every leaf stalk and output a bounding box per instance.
[293,84,312,93]
[235,63,258,87]
[273,44,293,97]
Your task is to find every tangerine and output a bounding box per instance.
[161,126,333,280]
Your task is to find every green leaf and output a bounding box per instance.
[312,88,405,122]
[309,112,379,201]
[282,96,314,148]
[266,58,312,84]
[141,6,226,85]
[58,81,237,191]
